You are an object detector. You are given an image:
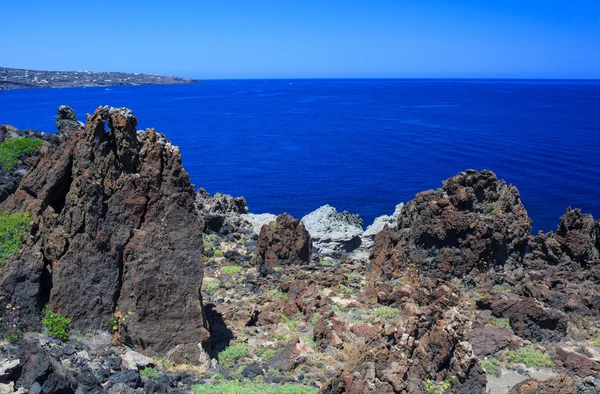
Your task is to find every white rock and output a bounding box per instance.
[241,213,278,235]
[301,205,363,257]
[360,203,404,249]
[0,359,20,380]
[121,349,154,370]
[0,381,14,394]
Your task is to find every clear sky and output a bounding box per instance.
[1,0,599,79]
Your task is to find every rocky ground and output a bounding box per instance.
[0,107,599,393]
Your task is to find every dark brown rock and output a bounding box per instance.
[313,313,354,351]
[508,375,577,394]
[476,298,567,341]
[267,337,313,371]
[555,347,600,378]
[0,106,207,356]
[321,312,486,393]
[467,326,523,357]
[252,213,311,275]
[370,169,531,281]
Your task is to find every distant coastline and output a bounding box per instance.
[0,67,198,90]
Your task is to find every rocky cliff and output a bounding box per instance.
[0,106,208,359]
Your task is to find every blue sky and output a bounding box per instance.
[1,0,598,79]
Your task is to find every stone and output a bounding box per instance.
[508,375,576,394]
[360,203,404,250]
[195,189,250,233]
[252,214,311,275]
[0,106,208,357]
[301,205,363,257]
[0,359,20,380]
[370,169,531,281]
[555,347,600,378]
[55,105,84,139]
[121,349,154,371]
[467,326,523,357]
[266,337,313,371]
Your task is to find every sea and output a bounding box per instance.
[0,79,598,233]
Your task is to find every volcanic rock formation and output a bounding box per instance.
[0,106,207,357]
[252,213,311,275]
[370,169,531,281]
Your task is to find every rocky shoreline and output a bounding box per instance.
[0,106,599,393]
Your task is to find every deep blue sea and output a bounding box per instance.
[0,79,598,232]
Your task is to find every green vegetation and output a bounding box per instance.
[0,211,32,264]
[43,308,72,342]
[268,289,287,300]
[593,333,600,347]
[218,342,249,367]
[504,345,554,367]
[373,306,401,321]
[425,377,454,394]
[311,312,321,325]
[273,266,284,273]
[280,314,301,331]
[214,249,224,258]
[0,137,44,171]
[486,317,512,330]
[481,357,501,374]
[140,367,160,378]
[193,381,318,394]
[203,279,221,294]
[220,265,242,275]
[258,347,277,362]
[103,316,119,332]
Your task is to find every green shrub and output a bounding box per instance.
[280,314,300,331]
[0,211,32,264]
[373,306,401,321]
[203,278,221,294]
[220,265,242,275]
[593,333,600,347]
[486,317,512,330]
[258,348,277,362]
[425,377,454,394]
[218,342,249,367]
[481,357,501,374]
[193,381,318,394]
[0,138,44,171]
[214,249,224,257]
[504,345,554,367]
[140,367,160,378]
[311,312,321,325]
[268,289,287,300]
[43,308,72,342]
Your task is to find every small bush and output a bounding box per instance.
[481,357,501,374]
[486,317,512,330]
[425,377,454,394]
[140,367,160,378]
[281,314,300,331]
[593,333,600,347]
[214,249,224,257]
[0,211,32,264]
[373,306,401,321]
[203,278,221,294]
[311,312,321,325]
[504,345,554,367]
[0,138,44,171]
[220,265,242,275]
[218,342,249,367]
[43,308,72,342]
[268,289,287,300]
[258,347,277,362]
[193,381,318,394]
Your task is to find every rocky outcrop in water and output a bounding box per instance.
[252,213,311,275]
[0,106,207,357]
[370,169,531,281]
[301,205,363,257]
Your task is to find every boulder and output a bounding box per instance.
[301,205,363,257]
[467,326,523,357]
[0,106,208,357]
[370,169,531,281]
[508,375,577,394]
[120,349,154,371]
[266,337,313,371]
[241,213,278,235]
[252,214,311,275]
[555,347,600,378]
[195,188,250,233]
[55,105,84,139]
[476,298,567,342]
[360,203,404,250]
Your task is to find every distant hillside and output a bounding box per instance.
[0,67,198,90]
